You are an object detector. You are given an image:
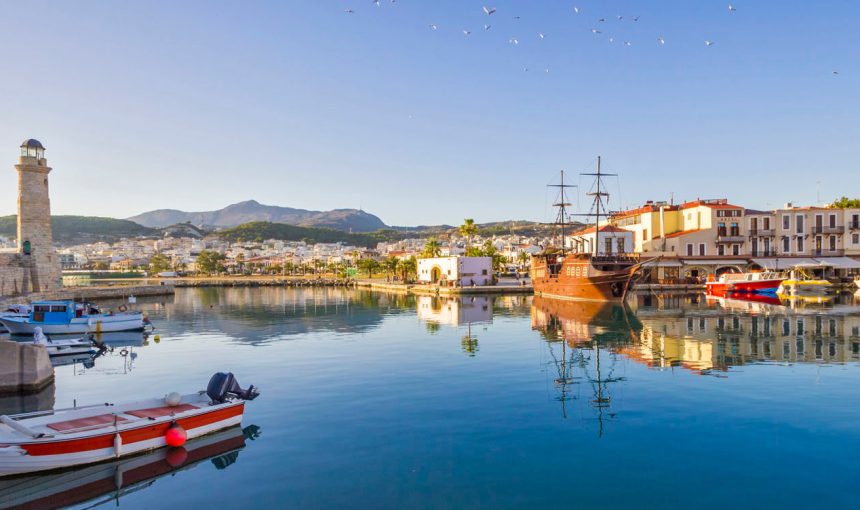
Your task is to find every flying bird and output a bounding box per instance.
[429,24,438,30]
[608,37,615,43]
[617,15,623,20]
[657,36,665,45]
[538,32,545,39]
[598,18,605,22]
[833,70,839,75]
[345,8,355,13]
[463,30,471,36]
[484,24,492,30]
[483,6,496,15]
[632,16,639,21]
[591,28,601,34]
[728,4,737,12]
[704,40,714,46]
[373,0,380,6]
[573,6,580,14]
[509,37,519,45]
[624,41,631,46]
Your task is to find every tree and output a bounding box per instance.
[383,256,399,279]
[421,238,442,258]
[149,253,171,275]
[517,251,530,270]
[481,240,505,271]
[398,256,418,282]
[830,197,860,208]
[459,218,478,251]
[196,250,226,275]
[357,258,381,278]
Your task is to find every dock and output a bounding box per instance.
[0,284,175,308]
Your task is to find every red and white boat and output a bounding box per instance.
[705,271,786,294]
[0,372,258,477]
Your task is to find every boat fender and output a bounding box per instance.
[118,305,128,312]
[164,392,182,406]
[120,348,129,357]
[166,446,188,468]
[165,422,187,447]
[114,433,122,457]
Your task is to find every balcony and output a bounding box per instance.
[812,226,845,234]
[813,249,844,257]
[750,249,779,257]
[849,221,860,230]
[716,235,745,243]
[749,229,775,237]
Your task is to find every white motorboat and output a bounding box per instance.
[0,304,30,334]
[0,372,259,477]
[0,300,147,335]
[29,327,94,357]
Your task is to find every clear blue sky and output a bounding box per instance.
[1,0,857,226]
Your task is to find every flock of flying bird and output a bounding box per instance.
[343,2,841,76]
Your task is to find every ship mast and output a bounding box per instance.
[549,170,576,255]
[579,156,616,258]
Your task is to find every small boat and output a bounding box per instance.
[706,271,786,294]
[0,424,260,510]
[0,301,147,336]
[0,305,30,334]
[0,372,259,477]
[28,327,95,357]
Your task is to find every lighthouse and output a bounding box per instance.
[15,139,61,293]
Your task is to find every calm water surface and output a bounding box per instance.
[3,287,860,509]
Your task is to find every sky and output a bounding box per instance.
[0,0,858,227]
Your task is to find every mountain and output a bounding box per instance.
[127,200,387,232]
[217,222,402,248]
[0,215,158,244]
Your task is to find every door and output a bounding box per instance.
[815,236,822,255]
[752,238,758,256]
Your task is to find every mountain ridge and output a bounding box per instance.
[127,200,387,232]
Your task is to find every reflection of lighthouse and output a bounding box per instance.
[416,296,493,326]
[15,139,61,292]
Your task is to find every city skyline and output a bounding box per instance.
[1,0,857,226]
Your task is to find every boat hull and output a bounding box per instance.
[0,402,244,477]
[532,255,641,302]
[533,273,633,302]
[0,315,144,335]
[707,279,784,294]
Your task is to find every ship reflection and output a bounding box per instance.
[531,297,641,436]
[0,424,261,510]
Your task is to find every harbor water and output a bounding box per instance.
[2,287,860,509]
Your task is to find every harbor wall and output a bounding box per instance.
[0,341,54,395]
[0,284,175,308]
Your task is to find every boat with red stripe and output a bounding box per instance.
[705,271,786,294]
[0,372,258,477]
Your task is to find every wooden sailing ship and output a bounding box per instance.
[531,157,645,302]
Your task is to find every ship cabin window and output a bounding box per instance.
[33,305,51,313]
[50,305,67,313]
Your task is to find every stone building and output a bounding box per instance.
[0,139,62,296]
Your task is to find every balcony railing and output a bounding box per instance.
[813,249,844,256]
[812,226,845,234]
[716,235,745,243]
[750,249,779,257]
[849,221,860,230]
[749,229,775,237]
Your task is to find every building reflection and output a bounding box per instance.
[416,296,493,327]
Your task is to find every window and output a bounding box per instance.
[616,238,625,253]
[730,222,739,236]
[764,238,771,254]
[783,237,790,253]
[797,236,804,252]
[763,217,770,230]
[481,269,488,275]
[782,215,790,230]
[718,245,725,256]
[49,305,67,313]
[797,319,804,336]
[732,245,739,256]
[698,243,706,256]
[853,214,860,228]
[642,229,648,242]
[605,238,613,254]
[829,214,837,228]
[854,233,860,245]
[718,222,727,236]
[34,305,50,313]
[686,243,694,256]
[750,217,758,231]
[796,214,804,234]
[829,236,836,251]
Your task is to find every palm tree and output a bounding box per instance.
[459,218,478,251]
[517,251,530,271]
[421,238,442,258]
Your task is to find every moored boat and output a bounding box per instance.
[26,327,95,357]
[705,271,786,294]
[0,372,258,477]
[532,158,648,302]
[0,301,147,336]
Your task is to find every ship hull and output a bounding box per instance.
[531,255,642,303]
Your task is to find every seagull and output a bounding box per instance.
[573,6,580,14]
[509,37,519,45]
[705,40,714,46]
[728,4,737,12]
[483,6,496,16]
[373,0,380,6]
[591,28,601,34]
[484,24,492,30]
[608,37,615,43]
[624,41,631,46]
[538,32,545,39]
[429,24,437,30]
[523,67,529,72]
[833,70,839,75]
[598,18,605,22]
[463,30,471,36]
[545,68,550,73]
[617,16,623,20]
[345,8,355,13]
[657,36,665,45]
[514,15,521,19]
[632,16,639,21]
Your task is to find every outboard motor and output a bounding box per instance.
[207,372,260,404]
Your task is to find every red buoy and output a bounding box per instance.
[165,423,187,447]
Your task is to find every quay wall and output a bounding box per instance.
[0,341,54,395]
[0,284,175,307]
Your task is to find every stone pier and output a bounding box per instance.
[0,341,54,395]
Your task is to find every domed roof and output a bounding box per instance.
[20,139,44,149]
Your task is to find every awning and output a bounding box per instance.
[641,259,683,267]
[813,257,860,269]
[751,257,822,270]
[682,259,748,266]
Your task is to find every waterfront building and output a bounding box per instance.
[417,256,492,286]
[416,295,492,326]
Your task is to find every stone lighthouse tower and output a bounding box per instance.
[15,139,61,293]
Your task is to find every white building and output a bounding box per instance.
[417,256,493,286]
[566,225,634,255]
[416,296,493,326]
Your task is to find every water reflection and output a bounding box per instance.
[0,425,260,510]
